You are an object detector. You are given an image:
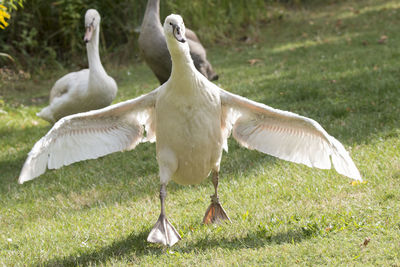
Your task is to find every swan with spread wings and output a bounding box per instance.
[19,14,361,247]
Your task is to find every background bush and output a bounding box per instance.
[0,0,343,71]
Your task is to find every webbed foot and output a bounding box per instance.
[203,195,231,224]
[147,214,181,246]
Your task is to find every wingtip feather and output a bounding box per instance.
[329,137,362,181]
[18,150,49,184]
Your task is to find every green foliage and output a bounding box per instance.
[0,0,148,69]
[0,0,288,71]
[0,0,356,69]
[164,0,270,41]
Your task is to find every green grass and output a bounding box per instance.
[1,0,400,265]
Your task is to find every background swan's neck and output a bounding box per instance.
[144,0,161,25]
[86,25,107,78]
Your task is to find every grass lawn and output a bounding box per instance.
[1,0,400,265]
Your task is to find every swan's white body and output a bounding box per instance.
[156,66,222,185]
[19,14,361,246]
[37,9,117,123]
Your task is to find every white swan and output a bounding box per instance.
[19,14,361,247]
[37,9,117,123]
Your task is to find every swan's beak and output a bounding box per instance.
[84,25,94,43]
[172,24,186,43]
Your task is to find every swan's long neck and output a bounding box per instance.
[87,25,107,79]
[168,40,197,82]
[144,0,161,26]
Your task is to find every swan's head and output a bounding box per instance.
[164,14,187,45]
[84,9,101,43]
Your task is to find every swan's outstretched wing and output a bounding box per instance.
[19,89,159,184]
[219,89,361,180]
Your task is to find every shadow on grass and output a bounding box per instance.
[39,226,311,266]
[0,154,27,181]
[0,124,51,183]
[38,230,152,267]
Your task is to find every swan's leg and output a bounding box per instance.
[147,183,181,246]
[203,170,231,224]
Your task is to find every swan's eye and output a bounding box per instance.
[169,22,173,26]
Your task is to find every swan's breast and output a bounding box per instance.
[155,84,223,185]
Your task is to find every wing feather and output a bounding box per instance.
[19,89,159,184]
[220,89,361,180]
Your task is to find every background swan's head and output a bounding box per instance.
[163,14,187,44]
[84,9,101,43]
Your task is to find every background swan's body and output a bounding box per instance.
[138,0,218,84]
[37,9,117,123]
[19,15,361,247]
